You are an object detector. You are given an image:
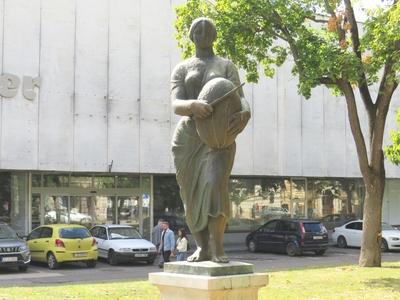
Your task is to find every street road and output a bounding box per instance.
[0,247,399,287]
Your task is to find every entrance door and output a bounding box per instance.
[69,196,116,226]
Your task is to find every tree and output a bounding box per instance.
[174,0,400,267]
[385,108,400,164]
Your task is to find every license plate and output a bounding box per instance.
[313,236,323,240]
[2,257,18,262]
[74,252,87,258]
[134,253,148,257]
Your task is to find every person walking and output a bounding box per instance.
[152,218,164,266]
[159,221,175,268]
[175,228,188,262]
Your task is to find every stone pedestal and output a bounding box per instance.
[149,261,268,300]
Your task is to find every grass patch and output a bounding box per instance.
[0,281,160,300]
[0,262,399,299]
[259,261,400,300]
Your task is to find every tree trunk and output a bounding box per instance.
[359,173,385,267]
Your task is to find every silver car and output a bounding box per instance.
[0,223,31,271]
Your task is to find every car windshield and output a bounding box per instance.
[109,227,141,240]
[59,227,91,239]
[382,223,394,230]
[303,222,324,233]
[0,224,17,239]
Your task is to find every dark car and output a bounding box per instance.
[0,223,31,271]
[246,219,329,256]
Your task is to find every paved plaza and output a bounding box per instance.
[0,247,399,287]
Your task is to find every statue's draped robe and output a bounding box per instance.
[171,56,242,234]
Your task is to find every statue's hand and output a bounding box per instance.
[191,100,213,119]
[228,111,250,136]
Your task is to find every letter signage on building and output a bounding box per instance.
[0,73,41,100]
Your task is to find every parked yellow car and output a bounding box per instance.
[27,224,97,269]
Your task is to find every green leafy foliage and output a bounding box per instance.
[174,0,399,99]
[385,108,400,165]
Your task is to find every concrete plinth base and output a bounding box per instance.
[149,261,268,300]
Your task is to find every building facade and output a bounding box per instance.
[0,0,399,237]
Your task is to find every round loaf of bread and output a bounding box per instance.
[195,78,242,149]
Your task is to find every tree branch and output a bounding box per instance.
[344,0,375,119]
[371,63,399,170]
[339,79,370,177]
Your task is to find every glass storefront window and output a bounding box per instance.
[0,173,11,224]
[9,174,28,234]
[44,195,69,224]
[31,193,41,229]
[117,196,140,229]
[32,174,42,187]
[291,179,306,219]
[43,174,69,187]
[94,176,115,189]
[94,196,115,224]
[228,177,292,232]
[70,196,94,226]
[153,176,186,236]
[140,175,152,239]
[70,175,92,188]
[307,178,363,228]
[117,176,139,188]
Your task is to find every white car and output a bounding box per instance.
[89,224,157,265]
[332,220,400,251]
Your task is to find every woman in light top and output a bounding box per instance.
[175,228,189,261]
[171,17,250,263]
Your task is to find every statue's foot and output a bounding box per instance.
[212,254,229,263]
[187,248,210,262]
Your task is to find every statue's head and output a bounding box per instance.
[189,17,217,49]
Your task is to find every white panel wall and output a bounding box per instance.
[250,71,279,175]
[323,92,346,177]
[74,0,108,171]
[38,0,75,170]
[0,0,399,180]
[233,73,254,174]
[139,0,173,173]
[1,0,40,169]
[302,87,324,176]
[277,61,302,176]
[107,0,140,172]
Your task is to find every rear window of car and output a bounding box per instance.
[303,223,324,233]
[59,228,91,239]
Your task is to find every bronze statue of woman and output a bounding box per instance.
[171,17,251,263]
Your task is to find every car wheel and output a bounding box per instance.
[248,239,258,253]
[314,249,326,256]
[380,239,389,252]
[337,236,347,248]
[286,242,299,256]
[47,252,59,270]
[108,250,118,265]
[18,265,28,272]
[86,260,96,268]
